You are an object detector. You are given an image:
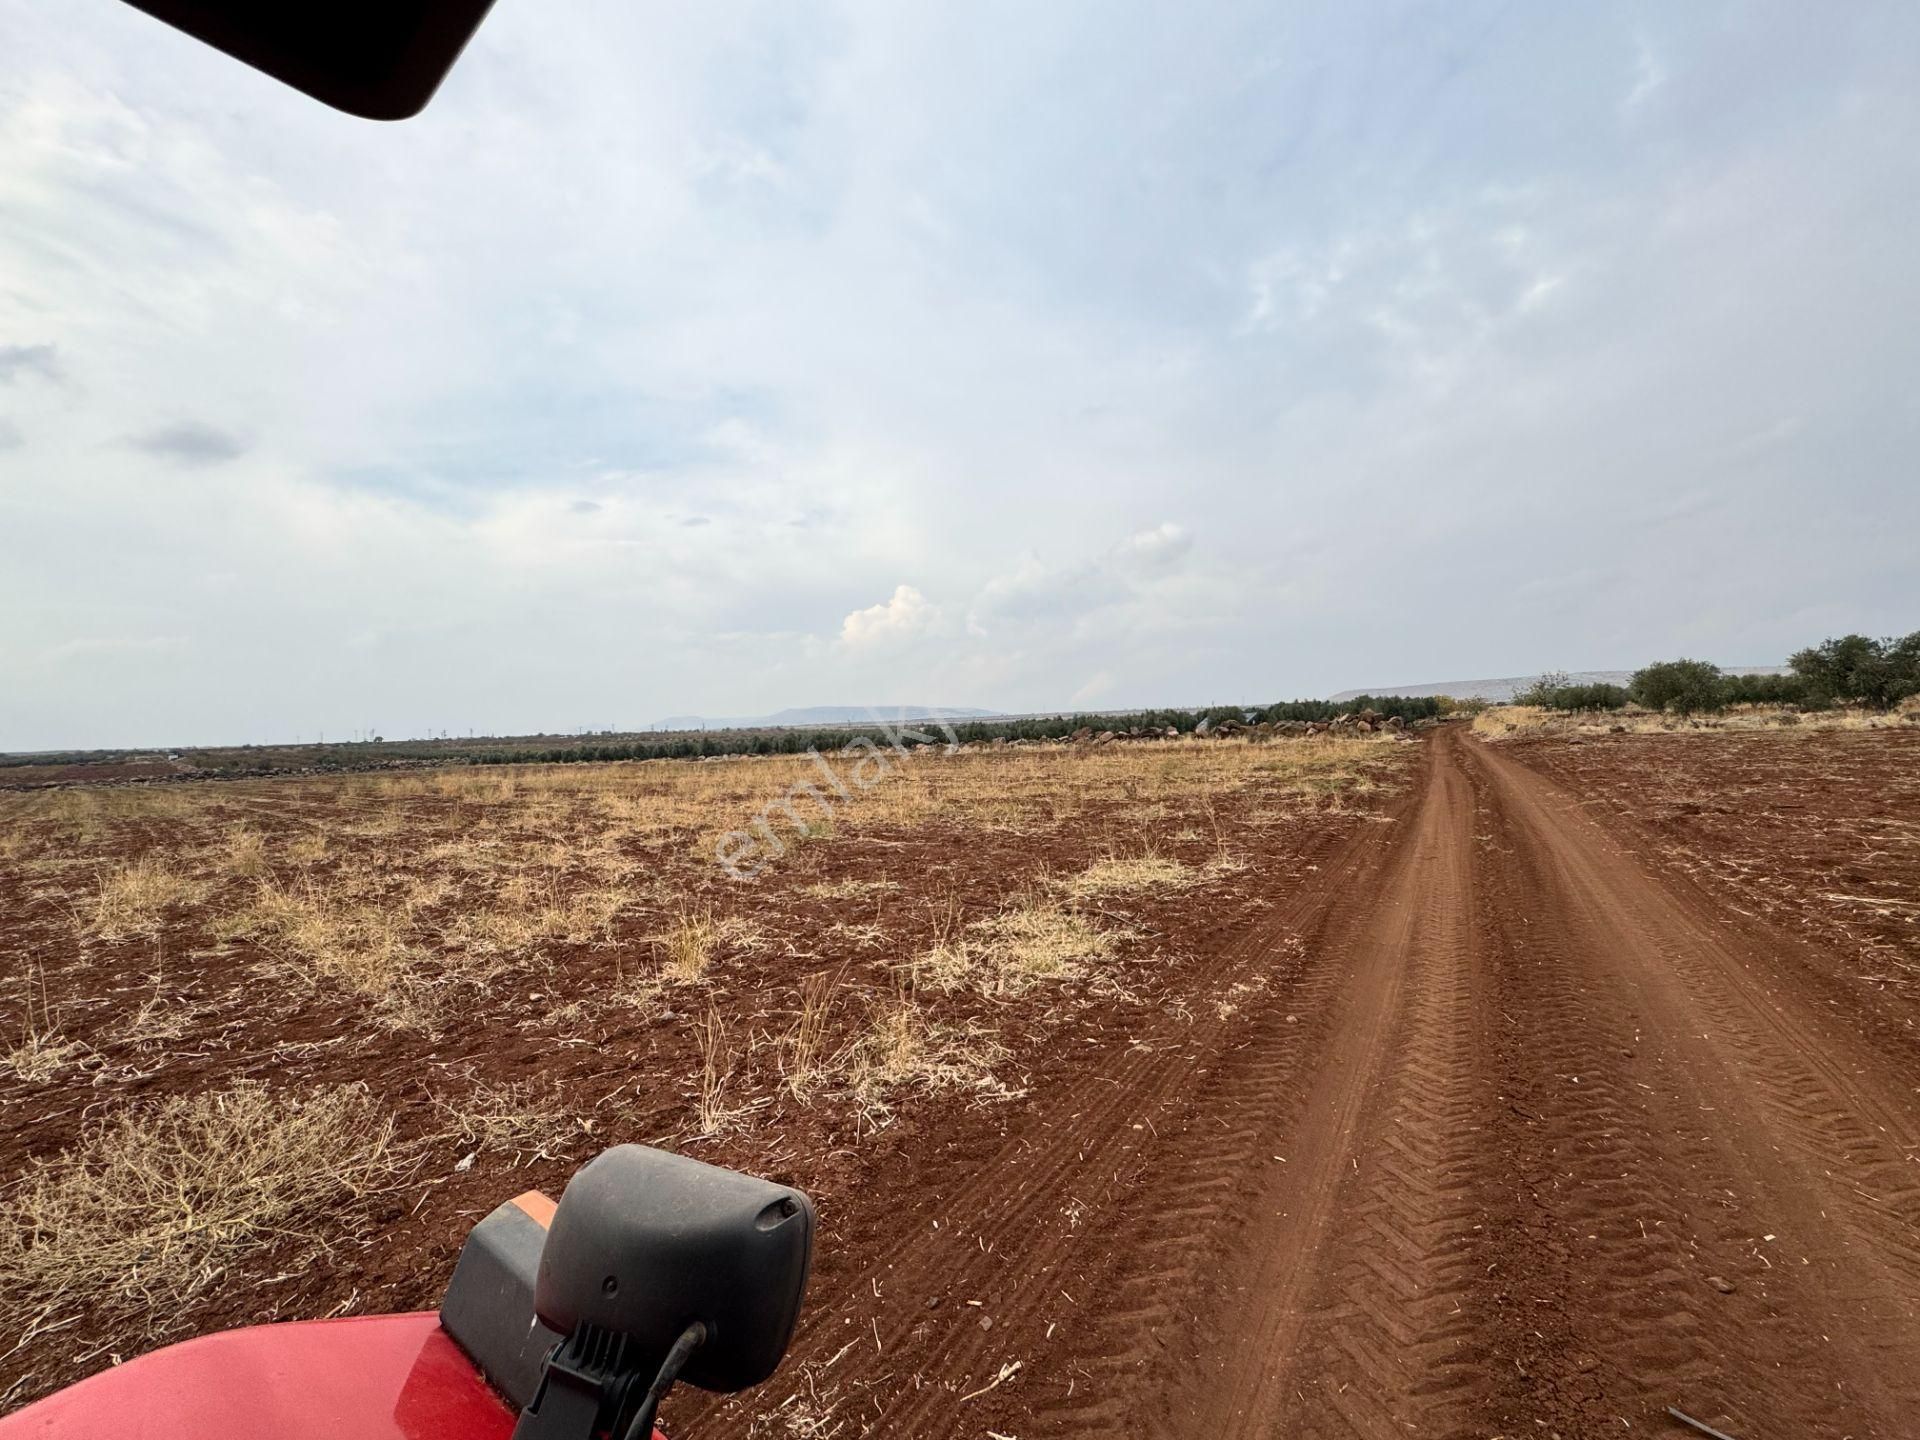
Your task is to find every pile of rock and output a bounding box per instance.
[1066,724,1183,746]
[1302,708,1407,737]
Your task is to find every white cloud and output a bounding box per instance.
[1113,522,1193,576]
[839,584,938,650]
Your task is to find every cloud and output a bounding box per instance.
[971,523,1192,630]
[126,421,249,466]
[0,343,60,384]
[0,419,21,451]
[840,584,938,650]
[1113,522,1193,576]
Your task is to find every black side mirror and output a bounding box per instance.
[513,1146,814,1440]
[117,1,496,119]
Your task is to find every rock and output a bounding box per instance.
[1708,1276,1736,1294]
[1195,717,1212,736]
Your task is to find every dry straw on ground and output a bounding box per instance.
[913,897,1116,996]
[437,1077,581,1162]
[1472,702,1920,741]
[0,1083,411,1347]
[1062,850,1199,899]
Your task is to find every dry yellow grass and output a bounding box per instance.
[437,1077,580,1162]
[844,999,1015,1130]
[661,906,718,984]
[220,827,269,878]
[779,971,842,1101]
[1472,702,1920,742]
[2,1030,89,1083]
[801,878,901,901]
[3,962,86,1082]
[85,857,203,939]
[0,1083,410,1342]
[1062,850,1198,899]
[216,877,420,1003]
[693,1006,739,1136]
[914,897,1116,997]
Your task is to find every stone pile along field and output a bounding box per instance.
[2,721,1916,1438]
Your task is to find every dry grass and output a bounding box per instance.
[662,907,718,984]
[220,827,269,878]
[450,874,626,955]
[3,962,88,1082]
[85,857,202,939]
[914,897,1116,997]
[216,878,420,1006]
[437,1077,580,1162]
[693,1006,740,1136]
[2,1030,89,1083]
[801,878,901,901]
[779,971,842,1101]
[1062,849,1199,899]
[844,998,1014,1130]
[0,1083,412,1342]
[1473,702,1920,742]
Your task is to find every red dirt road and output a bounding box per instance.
[720,728,1920,1439]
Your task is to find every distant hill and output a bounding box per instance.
[647,705,997,731]
[1331,667,1791,704]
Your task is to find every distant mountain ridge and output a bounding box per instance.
[1330,666,1791,705]
[646,705,997,731]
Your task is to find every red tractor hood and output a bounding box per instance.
[0,1313,516,1440]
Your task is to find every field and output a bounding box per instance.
[4,719,1919,1438]
[0,735,1405,1418]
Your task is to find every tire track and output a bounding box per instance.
[717,793,1422,1438]
[1148,737,1495,1439]
[1463,737,1920,1436]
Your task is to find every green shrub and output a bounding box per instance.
[1789,632,1920,709]
[1512,672,1572,707]
[1547,683,1629,712]
[1720,671,1807,706]
[1630,659,1726,715]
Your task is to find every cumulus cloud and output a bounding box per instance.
[840,584,938,650]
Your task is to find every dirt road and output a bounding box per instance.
[721,727,1920,1439]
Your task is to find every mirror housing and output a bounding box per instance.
[534,1145,814,1395]
[118,1,496,119]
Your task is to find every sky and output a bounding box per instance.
[2,2,1917,750]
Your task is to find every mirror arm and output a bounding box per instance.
[621,1323,708,1440]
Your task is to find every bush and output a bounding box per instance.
[1789,632,1920,709]
[1512,672,1572,707]
[1720,671,1808,707]
[1630,659,1725,715]
[1545,683,1629,712]
[1513,673,1628,712]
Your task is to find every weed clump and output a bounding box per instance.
[1,1083,411,1341]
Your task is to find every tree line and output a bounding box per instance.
[468,696,1446,767]
[1518,631,1920,716]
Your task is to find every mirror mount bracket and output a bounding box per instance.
[511,1324,648,1440]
